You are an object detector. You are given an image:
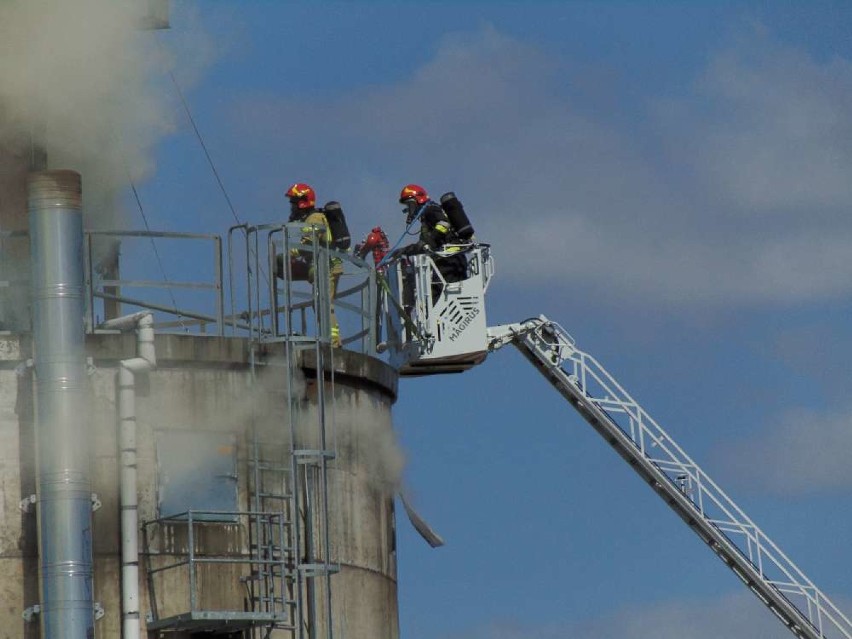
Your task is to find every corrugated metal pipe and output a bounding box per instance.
[100,311,157,639]
[27,170,95,638]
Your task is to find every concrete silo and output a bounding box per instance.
[0,168,400,639]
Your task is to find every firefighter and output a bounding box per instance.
[284,182,343,347]
[395,183,467,287]
[391,184,468,314]
[355,226,390,270]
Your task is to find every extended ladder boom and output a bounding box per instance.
[487,316,852,639]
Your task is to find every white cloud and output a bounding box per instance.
[671,37,852,213]
[715,406,852,496]
[229,25,852,309]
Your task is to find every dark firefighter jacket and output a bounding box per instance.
[398,201,466,283]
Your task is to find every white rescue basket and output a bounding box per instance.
[383,245,494,376]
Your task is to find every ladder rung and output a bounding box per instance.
[252,463,291,472]
[253,595,295,604]
[293,449,336,461]
[249,545,294,554]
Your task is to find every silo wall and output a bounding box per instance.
[0,335,38,639]
[296,349,401,639]
[0,146,30,332]
[0,333,400,639]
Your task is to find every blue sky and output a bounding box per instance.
[141,3,852,637]
[32,1,852,637]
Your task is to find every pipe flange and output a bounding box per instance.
[14,359,33,376]
[22,604,40,623]
[19,494,37,513]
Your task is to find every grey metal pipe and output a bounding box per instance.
[28,170,95,639]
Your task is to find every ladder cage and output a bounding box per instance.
[247,424,299,636]
[137,219,345,639]
[226,221,378,353]
[141,509,295,635]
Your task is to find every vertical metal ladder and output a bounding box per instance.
[239,221,339,639]
[246,407,298,636]
[284,231,340,639]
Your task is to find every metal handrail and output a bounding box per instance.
[84,230,224,335]
[10,223,380,354]
[228,221,379,354]
[142,509,292,619]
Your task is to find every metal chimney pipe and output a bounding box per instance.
[28,170,95,639]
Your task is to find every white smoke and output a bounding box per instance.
[357,405,406,494]
[0,0,177,228]
[290,379,406,495]
[0,0,216,329]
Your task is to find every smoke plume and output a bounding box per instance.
[0,0,176,229]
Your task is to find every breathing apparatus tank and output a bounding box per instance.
[323,201,351,250]
[439,192,474,241]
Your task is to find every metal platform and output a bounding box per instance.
[148,610,291,634]
[398,349,488,376]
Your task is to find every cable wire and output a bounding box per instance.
[126,169,189,332]
[168,69,270,289]
[377,208,425,269]
[169,70,242,226]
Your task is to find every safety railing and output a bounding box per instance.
[84,230,225,335]
[227,222,379,355]
[141,509,294,630]
[8,224,381,355]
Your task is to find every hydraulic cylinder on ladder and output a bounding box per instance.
[382,248,852,639]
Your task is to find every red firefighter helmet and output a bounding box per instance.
[399,184,429,205]
[285,183,316,209]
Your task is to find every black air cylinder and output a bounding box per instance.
[439,192,474,241]
[323,201,351,250]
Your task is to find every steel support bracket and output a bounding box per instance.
[22,604,40,623]
[19,494,36,513]
[91,493,102,512]
[86,357,97,377]
[22,601,102,621]
[14,359,33,376]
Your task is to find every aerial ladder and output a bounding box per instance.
[382,245,852,639]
